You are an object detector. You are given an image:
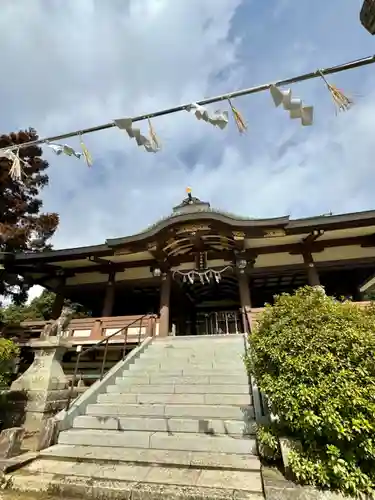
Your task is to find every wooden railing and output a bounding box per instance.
[2,301,372,344]
[2,314,160,345]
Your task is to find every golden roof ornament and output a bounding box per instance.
[172,189,210,215]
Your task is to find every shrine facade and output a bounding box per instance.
[3,191,375,336]
[2,191,375,383]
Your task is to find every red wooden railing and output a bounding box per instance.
[2,314,160,345]
[2,301,372,344]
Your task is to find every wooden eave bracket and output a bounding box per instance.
[289,230,324,255]
[147,243,171,273]
[302,229,324,245]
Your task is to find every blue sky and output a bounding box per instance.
[1,0,375,258]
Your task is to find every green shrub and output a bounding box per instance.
[256,423,281,462]
[247,286,375,496]
[0,338,19,388]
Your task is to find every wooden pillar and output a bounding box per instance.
[102,270,116,317]
[51,278,66,320]
[302,249,320,286]
[238,272,252,334]
[159,272,171,337]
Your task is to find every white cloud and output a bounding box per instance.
[26,285,44,304]
[0,0,375,257]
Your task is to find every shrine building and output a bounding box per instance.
[2,190,375,383]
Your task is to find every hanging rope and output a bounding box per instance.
[0,53,374,155]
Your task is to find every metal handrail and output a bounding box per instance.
[243,306,252,336]
[65,313,157,410]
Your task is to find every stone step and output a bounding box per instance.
[153,335,245,343]
[58,429,258,455]
[127,367,249,376]
[135,360,245,368]
[146,346,244,352]
[11,460,263,499]
[155,333,243,342]
[117,374,249,385]
[97,392,252,406]
[40,443,261,470]
[107,383,250,394]
[147,349,245,354]
[144,352,245,359]
[132,363,244,372]
[142,348,244,356]
[139,363,246,370]
[72,415,256,435]
[86,403,255,420]
[139,360,245,367]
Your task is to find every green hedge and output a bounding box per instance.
[247,286,375,496]
[0,338,19,388]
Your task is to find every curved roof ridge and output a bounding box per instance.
[142,206,288,232]
[106,210,290,247]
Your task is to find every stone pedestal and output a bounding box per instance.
[10,337,72,433]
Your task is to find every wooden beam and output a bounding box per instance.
[58,258,375,297]
[88,256,114,266]
[5,234,375,281]
[11,262,64,273]
[251,257,375,277]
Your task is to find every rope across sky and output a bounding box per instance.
[0,53,374,160]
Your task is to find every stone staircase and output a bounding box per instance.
[8,334,263,499]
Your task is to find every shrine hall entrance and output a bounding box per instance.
[170,273,247,336]
[191,310,244,335]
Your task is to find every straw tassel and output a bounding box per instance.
[318,71,353,113]
[79,135,93,167]
[228,98,247,133]
[9,153,22,181]
[148,119,161,151]
[0,149,27,181]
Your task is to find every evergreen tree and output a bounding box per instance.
[0,129,59,304]
[0,290,92,325]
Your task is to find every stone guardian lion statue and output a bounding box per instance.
[41,305,74,339]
